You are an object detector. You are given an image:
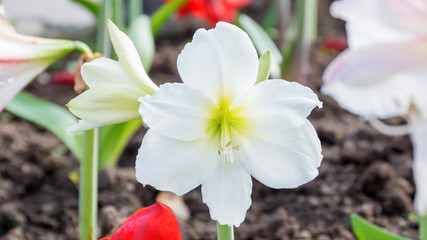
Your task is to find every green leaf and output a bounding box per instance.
[256,50,272,84]
[351,214,412,240]
[262,2,278,33]
[237,14,282,79]
[128,14,155,71]
[72,0,99,17]
[5,92,84,160]
[98,120,142,169]
[150,0,190,37]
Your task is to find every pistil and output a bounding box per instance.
[219,112,237,165]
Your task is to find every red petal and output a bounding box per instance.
[163,0,253,26]
[223,0,254,8]
[50,71,75,86]
[104,202,182,240]
[322,38,348,52]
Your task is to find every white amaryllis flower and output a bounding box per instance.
[323,0,427,119]
[66,20,159,132]
[136,22,323,227]
[322,0,427,214]
[0,5,90,111]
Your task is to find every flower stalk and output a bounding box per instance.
[113,0,125,31]
[217,222,234,240]
[74,41,94,59]
[96,0,113,56]
[286,0,317,83]
[79,128,99,240]
[129,0,143,23]
[421,215,427,240]
[78,0,112,239]
[278,0,291,47]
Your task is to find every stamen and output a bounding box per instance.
[368,117,410,136]
[218,113,238,166]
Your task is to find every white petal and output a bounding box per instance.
[107,20,158,95]
[322,40,427,119]
[0,6,76,59]
[0,35,75,60]
[67,84,143,126]
[237,120,322,189]
[0,17,75,111]
[177,22,258,105]
[410,120,427,215]
[330,0,415,48]
[377,0,427,37]
[68,120,102,132]
[233,79,321,132]
[0,17,75,61]
[139,83,216,141]
[67,58,149,126]
[135,130,219,196]
[81,58,138,88]
[0,60,48,111]
[201,162,252,227]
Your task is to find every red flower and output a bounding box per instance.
[99,202,182,240]
[169,0,254,26]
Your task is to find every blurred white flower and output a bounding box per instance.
[137,22,323,227]
[411,120,427,215]
[67,20,159,132]
[323,0,427,119]
[0,5,90,111]
[322,0,427,214]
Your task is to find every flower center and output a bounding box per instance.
[207,95,248,166]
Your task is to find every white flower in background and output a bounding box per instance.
[322,0,427,214]
[137,22,323,227]
[0,5,89,112]
[67,20,159,132]
[411,120,427,215]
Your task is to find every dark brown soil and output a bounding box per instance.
[0,1,419,240]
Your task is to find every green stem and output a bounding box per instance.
[278,0,291,47]
[111,0,125,60]
[129,0,143,24]
[286,0,317,84]
[217,222,234,240]
[78,0,113,238]
[79,129,99,240]
[96,0,113,55]
[113,0,125,30]
[74,41,94,58]
[421,215,427,240]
